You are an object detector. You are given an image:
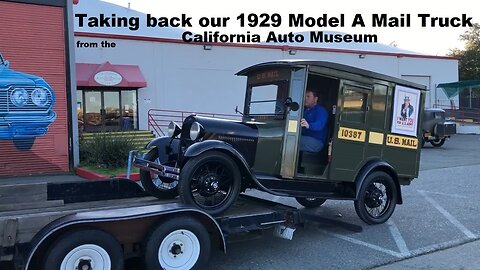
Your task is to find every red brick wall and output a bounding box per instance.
[0,1,69,176]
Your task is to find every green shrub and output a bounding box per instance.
[79,132,137,169]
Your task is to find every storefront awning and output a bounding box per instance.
[76,61,147,88]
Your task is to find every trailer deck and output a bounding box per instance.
[0,178,361,270]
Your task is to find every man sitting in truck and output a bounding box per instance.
[300,89,328,152]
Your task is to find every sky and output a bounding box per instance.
[101,0,479,56]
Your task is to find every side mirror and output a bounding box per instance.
[4,60,9,68]
[284,97,299,112]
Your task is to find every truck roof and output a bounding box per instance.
[236,60,428,91]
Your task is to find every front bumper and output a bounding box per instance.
[0,112,56,139]
[133,155,180,181]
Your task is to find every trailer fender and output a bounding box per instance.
[355,160,403,204]
[25,205,225,270]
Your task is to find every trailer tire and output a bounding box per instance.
[144,217,211,270]
[295,197,326,208]
[140,148,179,199]
[42,229,123,270]
[354,171,397,225]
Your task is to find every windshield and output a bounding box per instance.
[245,69,290,116]
[246,81,289,115]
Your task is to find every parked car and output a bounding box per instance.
[0,53,56,150]
[421,108,456,147]
[134,60,427,225]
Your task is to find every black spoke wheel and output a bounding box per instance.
[430,138,445,147]
[43,229,124,270]
[140,148,179,199]
[354,171,397,225]
[179,151,241,215]
[143,216,211,270]
[295,197,326,208]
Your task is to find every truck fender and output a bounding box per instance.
[183,140,256,182]
[145,136,179,150]
[184,140,249,167]
[355,160,403,204]
[144,136,180,163]
[25,207,226,270]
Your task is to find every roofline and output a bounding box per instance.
[236,60,428,90]
[74,32,458,61]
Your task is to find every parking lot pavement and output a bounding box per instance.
[207,134,480,270]
[373,239,480,269]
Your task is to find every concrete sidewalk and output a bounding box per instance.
[373,239,480,270]
[0,173,87,185]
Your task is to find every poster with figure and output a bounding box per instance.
[391,85,421,137]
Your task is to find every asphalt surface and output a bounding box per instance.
[204,134,480,270]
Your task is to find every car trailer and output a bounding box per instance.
[0,179,360,270]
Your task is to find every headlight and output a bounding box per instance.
[167,121,182,137]
[31,88,49,107]
[189,122,204,141]
[10,88,29,107]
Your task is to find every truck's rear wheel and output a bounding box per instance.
[43,229,123,270]
[354,171,397,225]
[140,148,179,199]
[295,197,326,208]
[144,217,211,270]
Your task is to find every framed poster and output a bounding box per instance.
[391,85,421,137]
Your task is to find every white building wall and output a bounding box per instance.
[75,36,459,131]
[398,57,459,107]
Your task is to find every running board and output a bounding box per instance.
[256,177,355,200]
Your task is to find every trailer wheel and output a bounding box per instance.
[179,151,241,215]
[354,171,397,225]
[295,197,326,208]
[140,148,179,199]
[430,138,445,147]
[43,229,123,270]
[144,217,211,270]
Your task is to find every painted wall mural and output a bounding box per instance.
[0,53,57,151]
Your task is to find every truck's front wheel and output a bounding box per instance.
[144,217,211,270]
[43,229,123,270]
[179,151,241,215]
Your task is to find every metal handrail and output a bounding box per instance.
[432,104,480,123]
[147,108,241,137]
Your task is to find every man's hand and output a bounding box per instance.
[301,118,309,129]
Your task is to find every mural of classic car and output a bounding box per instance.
[0,53,56,150]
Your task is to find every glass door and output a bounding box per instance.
[83,91,122,132]
[103,92,121,131]
[84,91,103,132]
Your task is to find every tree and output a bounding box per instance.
[449,23,480,81]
